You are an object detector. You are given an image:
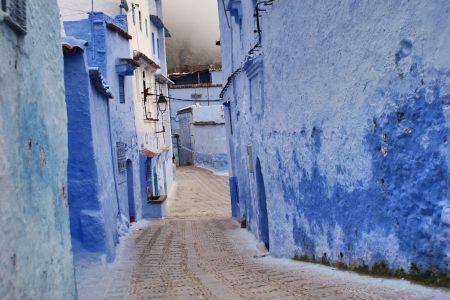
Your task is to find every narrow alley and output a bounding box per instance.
[75,167,448,300]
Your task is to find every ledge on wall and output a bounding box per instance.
[88,68,113,99]
[147,194,167,204]
[192,121,225,126]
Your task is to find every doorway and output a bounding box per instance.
[255,157,269,250]
[126,160,136,223]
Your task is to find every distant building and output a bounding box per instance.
[0,0,76,298]
[218,0,450,278]
[169,68,224,166]
[177,105,228,173]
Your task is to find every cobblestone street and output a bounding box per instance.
[76,167,449,300]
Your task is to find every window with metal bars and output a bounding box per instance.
[2,0,26,34]
[119,76,125,103]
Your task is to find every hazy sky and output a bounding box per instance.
[163,0,222,72]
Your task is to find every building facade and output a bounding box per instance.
[169,68,224,165]
[218,0,450,277]
[63,10,141,261]
[177,105,228,173]
[0,0,76,298]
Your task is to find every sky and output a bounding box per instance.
[163,0,222,73]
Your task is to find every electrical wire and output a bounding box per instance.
[219,0,274,99]
[59,7,90,13]
[146,92,222,102]
[60,12,89,17]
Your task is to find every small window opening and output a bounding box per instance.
[138,11,142,31]
[151,32,155,54]
[156,38,160,58]
[142,71,146,90]
[145,18,148,36]
[119,76,125,103]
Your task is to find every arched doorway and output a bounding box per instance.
[255,158,269,250]
[126,160,136,223]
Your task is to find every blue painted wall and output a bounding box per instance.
[64,46,119,261]
[64,12,141,261]
[177,105,229,172]
[0,0,76,298]
[218,0,450,274]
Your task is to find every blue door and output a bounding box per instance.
[255,158,269,250]
[126,160,136,222]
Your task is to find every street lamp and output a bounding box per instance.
[157,93,168,115]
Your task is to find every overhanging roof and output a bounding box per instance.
[133,50,160,70]
[155,73,174,85]
[61,36,88,53]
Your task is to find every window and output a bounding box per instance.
[119,76,125,103]
[142,71,146,90]
[156,38,160,58]
[117,142,127,173]
[132,6,135,24]
[2,0,26,34]
[145,18,148,36]
[138,11,142,31]
[151,32,155,54]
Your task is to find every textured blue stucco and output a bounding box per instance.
[0,0,76,298]
[64,12,141,261]
[64,47,118,260]
[229,176,240,220]
[218,0,450,274]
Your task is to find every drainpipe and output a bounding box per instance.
[106,99,122,217]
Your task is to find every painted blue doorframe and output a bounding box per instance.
[126,159,135,221]
[255,158,269,251]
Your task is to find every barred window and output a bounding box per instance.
[119,75,125,104]
[2,0,26,34]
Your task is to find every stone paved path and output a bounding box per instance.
[76,166,450,300]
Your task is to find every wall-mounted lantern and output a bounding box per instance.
[157,93,168,115]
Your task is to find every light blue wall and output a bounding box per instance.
[64,12,141,261]
[177,105,228,172]
[0,0,76,298]
[218,0,450,275]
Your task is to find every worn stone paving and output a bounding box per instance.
[77,166,450,300]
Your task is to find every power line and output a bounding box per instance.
[60,12,89,17]
[60,7,90,13]
[146,92,222,102]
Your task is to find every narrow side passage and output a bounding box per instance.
[78,167,449,300]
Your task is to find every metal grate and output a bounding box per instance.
[119,76,125,103]
[3,0,26,34]
[116,142,127,173]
